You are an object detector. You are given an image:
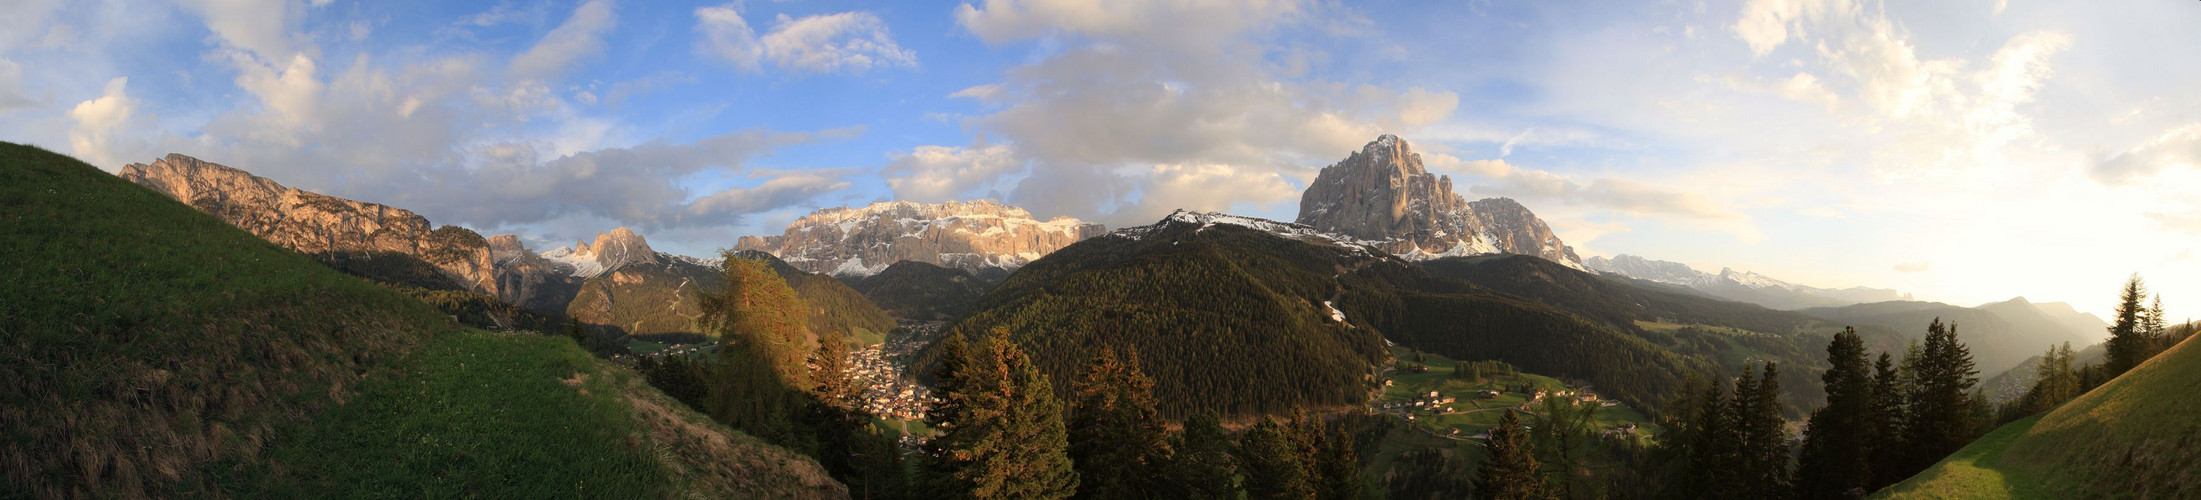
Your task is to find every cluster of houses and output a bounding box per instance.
[847,341,933,421]
[634,339,718,361]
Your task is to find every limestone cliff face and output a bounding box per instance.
[120,154,500,293]
[734,200,1107,277]
[1295,135,1582,267]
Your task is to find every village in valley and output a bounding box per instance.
[1373,346,1652,442]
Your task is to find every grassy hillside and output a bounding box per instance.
[0,143,842,498]
[1878,334,2201,499]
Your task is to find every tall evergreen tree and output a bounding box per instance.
[1238,417,1315,500]
[2144,295,2169,354]
[920,330,1079,499]
[1166,412,1241,499]
[1067,346,1171,500]
[1316,430,1362,500]
[2105,274,2151,376]
[1669,379,1735,499]
[1865,352,1909,490]
[2012,343,2080,418]
[808,331,907,499]
[1732,362,1790,499]
[1795,328,1873,499]
[1475,409,1546,500]
[1901,319,1981,477]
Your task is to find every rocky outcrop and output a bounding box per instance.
[1295,135,1582,267]
[735,200,1107,277]
[121,154,498,294]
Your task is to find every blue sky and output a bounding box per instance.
[4,0,2198,319]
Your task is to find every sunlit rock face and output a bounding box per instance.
[122,154,500,293]
[1296,135,1582,267]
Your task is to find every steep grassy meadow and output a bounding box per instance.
[1879,334,2201,499]
[0,143,842,498]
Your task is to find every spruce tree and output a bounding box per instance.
[1166,412,1240,499]
[1316,430,1362,500]
[1796,329,1872,499]
[920,330,1079,499]
[2105,274,2150,376]
[1238,417,1314,500]
[1865,352,1908,490]
[1475,409,1546,500]
[1674,379,1735,499]
[1068,346,1171,500]
[2144,295,2168,355]
[1901,319,1981,477]
[1733,362,1790,499]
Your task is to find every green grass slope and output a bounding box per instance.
[1879,334,2201,499]
[0,143,842,498]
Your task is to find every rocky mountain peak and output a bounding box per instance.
[735,200,1106,277]
[1295,135,1582,267]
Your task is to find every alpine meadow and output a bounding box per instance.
[6,0,2201,499]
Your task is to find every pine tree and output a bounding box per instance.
[1068,346,1171,500]
[1475,409,1546,500]
[1165,412,1240,499]
[1732,362,1790,499]
[1901,319,1981,477]
[920,330,1079,499]
[1795,329,1873,499]
[2105,274,2150,376]
[1865,352,1908,490]
[807,331,907,499]
[1238,417,1314,500]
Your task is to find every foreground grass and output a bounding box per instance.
[1882,335,2201,499]
[255,331,668,498]
[1874,417,2042,499]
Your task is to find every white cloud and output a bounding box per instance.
[66,77,134,168]
[694,5,916,75]
[883,144,1022,202]
[1428,153,1746,225]
[920,1,1460,225]
[0,59,39,112]
[2091,123,2201,186]
[181,0,302,62]
[509,0,616,81]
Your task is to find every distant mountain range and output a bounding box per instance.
[1801,297,2108,377]
[735,200,1107,279]
[1584,254,1911,310]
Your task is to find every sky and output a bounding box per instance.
[2,0,2196,320]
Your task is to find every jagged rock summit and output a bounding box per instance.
[120,153,500,294]
[1295,135,1583,267]
[735,200,1106,277]
[542,227,663,278]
